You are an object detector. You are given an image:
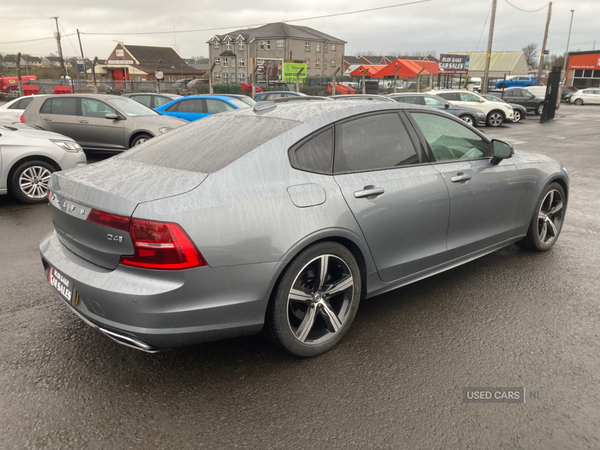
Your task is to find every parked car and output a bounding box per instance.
[0,95,44,122]
[154,95,251,121]
[23,94,187,151]
[205,94,256,107]
[0,123,86,203]
[488,87,545,115]
[570,88,600,105]
[429,90,514,127]
[122,93,181,109]
[560,86,577,102]
[254,91,307,102]
[495,76,537,89]
[388,93,487,127]
[40,101,568,357]
[523,86,547,98]
[481,94,527,123]
[170,78,195,93]
[330,94,395,102]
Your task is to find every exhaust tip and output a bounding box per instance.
[99,328,159,353]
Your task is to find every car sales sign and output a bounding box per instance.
[440,54,470,74]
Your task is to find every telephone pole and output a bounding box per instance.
[50,16,68,79]
[482,0,497,94]
[77,29,88,80]
[536,2,552,85]
[562,9,574,81]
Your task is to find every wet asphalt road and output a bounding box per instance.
[1,104,599,450]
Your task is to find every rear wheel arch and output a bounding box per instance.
[265,233,372,323]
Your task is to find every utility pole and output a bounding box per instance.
[77,29,88,80]
[482,0,497,94]
[536,2,552,86]
[51,17,68,79]
[16,52,24,97]
[562,10,574,83]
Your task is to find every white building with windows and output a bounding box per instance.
[207,22,346,84]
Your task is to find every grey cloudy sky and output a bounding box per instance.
[1,0,598,59]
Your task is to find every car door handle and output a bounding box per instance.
[451,173,472,183]
[79,120,89,123]
[43,118,52,122]
[354,186,385,199]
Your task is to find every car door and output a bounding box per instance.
[164,98,207,121]
[130,94,153,109]
[332,112,450,282]
[38,97,80,141]
[408,111,521,259]
[78,98,126,150]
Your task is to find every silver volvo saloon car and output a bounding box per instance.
[40,101,568,357]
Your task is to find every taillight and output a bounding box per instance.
[86,209,206,270]
[121,219,206,270]
[20,114,25,123]
[87,209,131,232]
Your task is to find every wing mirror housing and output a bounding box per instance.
[105,113,119,120]
[444,103,450,108]
[491,139,514,164]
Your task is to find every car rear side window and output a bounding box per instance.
[40,98,78,115]
[334,113,419,173]
[154,96,173,108]
[206,99,233,114]
[438,92,460,101]
[289,127,333,174]
[133,95,152,108]
[177,99,205,113]
[123,114,301,173]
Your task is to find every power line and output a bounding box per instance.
[476,1,494,51]
[80,0,435,36]
[504,0,548,13]
[0,36,56,45]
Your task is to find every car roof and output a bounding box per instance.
[236,100,419,130]
[123,93,180,97]
[169,95,237,102]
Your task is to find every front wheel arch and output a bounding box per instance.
[128,132,154,148]
[7,155,60,193]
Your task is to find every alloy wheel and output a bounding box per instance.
[286,254,355,345]
[513,110,522,122]
[19,165,52,199]
[461,116,474,126]
[537,189,564,246]
[488,113,503,127]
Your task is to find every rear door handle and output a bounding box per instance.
[79,120,89,123]
[451,173,472,183]
[43,118,52,122]
[354,186,385,199]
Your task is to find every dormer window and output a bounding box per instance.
[226,41,231,50]
[213,41,220,49]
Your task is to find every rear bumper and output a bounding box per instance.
[40,231,282,350]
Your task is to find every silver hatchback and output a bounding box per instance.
[23,94,187,151]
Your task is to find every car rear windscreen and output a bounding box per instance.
[122,114,301,173]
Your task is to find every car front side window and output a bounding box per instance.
[410,112,492,162]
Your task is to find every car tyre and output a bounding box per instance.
[10,160,55,204]
[459,115,475,126]
[265,242,362,357]
[512,110,522,122]
[486,110,504,127]
[573,98,583,106]
[517,182,566,251]
[536,103,544,115]
[130,134,152,148]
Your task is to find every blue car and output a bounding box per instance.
[496,76,537,89]
[154,95,251,121]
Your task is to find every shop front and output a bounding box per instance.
[566,51,600,88]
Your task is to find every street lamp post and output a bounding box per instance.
[562,9,575,82]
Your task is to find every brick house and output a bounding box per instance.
[207,22,346,84]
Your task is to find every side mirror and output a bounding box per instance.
[491,139,514,164]
[105,113,119,120]
[444,103,450,108]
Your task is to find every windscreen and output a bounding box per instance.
[106,97,159,117]
[122,114,301,173]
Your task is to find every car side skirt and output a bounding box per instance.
[365,235,525,299]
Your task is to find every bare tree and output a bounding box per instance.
[523,43,538,68]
